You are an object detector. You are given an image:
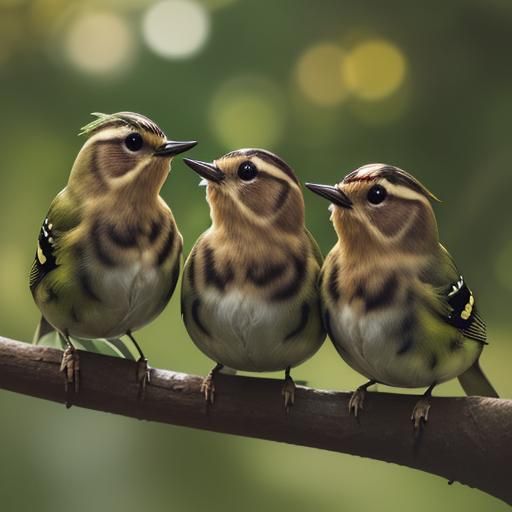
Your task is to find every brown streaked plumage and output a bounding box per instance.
[307,163,497,428]
[30,112,196,403]
[182,149,326,409]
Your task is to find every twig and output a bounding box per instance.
[0,336,510,504]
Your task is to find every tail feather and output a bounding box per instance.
[33,316,55,344]
[458,360,499,398]
[33,317,139,359]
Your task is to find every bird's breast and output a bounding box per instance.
[185,288,324,372]
[327,300,482,388]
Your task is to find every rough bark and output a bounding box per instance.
[0,336,510,504]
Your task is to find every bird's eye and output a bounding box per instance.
[124,133,144,152]
[237,161,258,181]
[367,185,387,205]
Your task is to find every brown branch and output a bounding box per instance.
[0,336,510,504]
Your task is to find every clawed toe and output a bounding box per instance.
[60,345,79,407]
[282,376,296,412]
[348,388,365,417]
[411,398,431,429]
[136,357,151,399]
[201,375,215,404]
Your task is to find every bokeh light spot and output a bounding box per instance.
[142,0,209,59]
[344,39,406,100]
[65,11,134,75]
[210,77,286,149]
[296,43,347,106]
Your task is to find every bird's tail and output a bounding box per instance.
[33,317,137,359]
[33,316,56,345]
[458,360,499,398]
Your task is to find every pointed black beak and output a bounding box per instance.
[183,158,225,183]
[154,140,197,157]
[305,182,353,209]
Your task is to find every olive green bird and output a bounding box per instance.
[29,112,196,403]
[182,149,326,409]
[306,164,498,428]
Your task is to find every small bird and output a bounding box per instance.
[181,149,326,409]
[30,112,196,403]
[306,164,498,428]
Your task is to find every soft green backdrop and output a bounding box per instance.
[0,0,511,510]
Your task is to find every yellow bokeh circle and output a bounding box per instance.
[296,43,347,106]
[344,39,406,100]
[210,76,285,150]
[65,11,134,75]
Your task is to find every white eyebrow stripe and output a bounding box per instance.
[382,180,430,205]
[84,126,132,147]
[253,157,301,190]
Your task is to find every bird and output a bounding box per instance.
[181,148,326,409]
[29,111,196,404]
[306,163,498,428]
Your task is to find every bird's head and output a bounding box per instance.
[183,149,305,236]
[306,164,440,257]
[69,112,196,198]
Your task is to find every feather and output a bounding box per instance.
[79,112,165,138]
[442,275,487,344]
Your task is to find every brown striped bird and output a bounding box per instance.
[306,164,498,428]
[181,149,326,409]
[29,112,196,403]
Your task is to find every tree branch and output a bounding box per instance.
[0,336,510,504]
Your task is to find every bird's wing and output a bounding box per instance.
[305,228,324,267]
[432,245,487,344]
[29,189,81,293]
[180,237,202,319]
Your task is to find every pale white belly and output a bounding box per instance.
[72,261,169,339]
[188,290,324,372]
[327,303,481,388]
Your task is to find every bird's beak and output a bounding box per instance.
[305,182,353,209]
[183,158,225,183]
[154,140,197,157]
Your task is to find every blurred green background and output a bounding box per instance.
[1,0,511,510]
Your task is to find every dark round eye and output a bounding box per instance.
[237,161,258,181]
[124,132,144,152]
[367,185,387,205]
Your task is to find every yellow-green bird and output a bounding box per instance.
[181,149,326,409]
[29,112,196,402]
[306,164,498,427]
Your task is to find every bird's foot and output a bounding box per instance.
[60,345,79,407]
[200,364,223,404]
[201,374,216,404]
[411,398,431,429]
[348,387,367,417]
[136,357,151,399]
[282,375,296,412]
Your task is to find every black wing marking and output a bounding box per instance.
[444,275,487,344]
[29,217,58,292]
